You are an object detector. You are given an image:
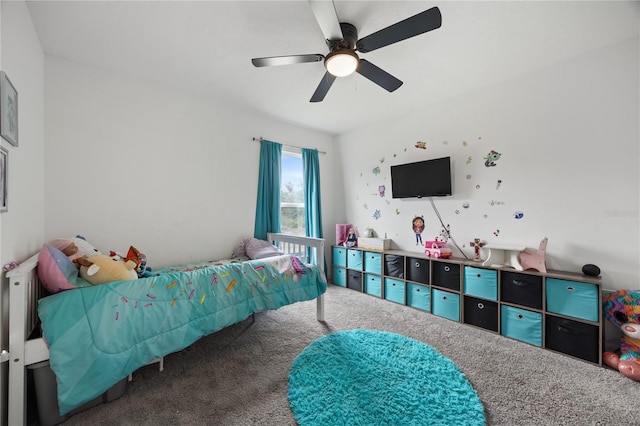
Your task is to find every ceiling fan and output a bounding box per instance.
[251,0,442,102]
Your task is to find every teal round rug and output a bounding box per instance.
[288,329,485,426]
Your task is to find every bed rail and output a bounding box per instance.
[268,233,324,264]
[267,233,325,322]
[7,253,42,340]
[6,253,50,426]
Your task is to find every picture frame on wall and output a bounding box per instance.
[0,146,7,212]
[0,71,18,147]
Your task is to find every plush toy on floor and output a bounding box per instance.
[602,289,640,381]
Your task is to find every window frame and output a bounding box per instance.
[280,149,305,236]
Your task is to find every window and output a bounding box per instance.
[281,151,305,236]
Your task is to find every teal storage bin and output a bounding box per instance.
[384,278,405,304]
[501,305,542,347]
[363,251,382,274]
[464,266,498,301]
[431,289,460,322]
[347,249,363,270]
[545,278,599,322]
[407,283,431,312]
[364,273,382,297]
[333,246,347,267]
[332,266,346,287]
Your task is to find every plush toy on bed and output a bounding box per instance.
[268,255,308,282]
[79,254,138,285]
[602,289,640,381]
[71,235,102,257]
[109,245,152,278]
[49,238,99,271]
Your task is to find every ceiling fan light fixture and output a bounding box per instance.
[325,49,359,77]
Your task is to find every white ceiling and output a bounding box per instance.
[26,0,639,135]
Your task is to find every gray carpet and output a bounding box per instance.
[39,284,635,425]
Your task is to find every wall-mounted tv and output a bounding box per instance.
[390,156,452,199]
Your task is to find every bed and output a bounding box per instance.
[4,233,326,426]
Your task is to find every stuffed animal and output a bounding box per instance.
[79,254,138,285]
[269,255,308,282]
[72,235,102,258]
[109,245,152,278]
[602,289,640,381]
[48,238,99,269]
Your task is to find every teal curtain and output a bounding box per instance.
[302,149,324,268]
[254,140,282,240]
[302,148,323,239]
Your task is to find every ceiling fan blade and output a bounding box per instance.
[310,72,337,102]
[357,7,442,53]
[356,59,403,92]
[308,0,343,42]
[252,54,324,67]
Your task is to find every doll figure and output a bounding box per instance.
[412,216,425,245]
[344,228,358,248]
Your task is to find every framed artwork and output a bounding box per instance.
[1,71,18,147]
[0,146,7,212]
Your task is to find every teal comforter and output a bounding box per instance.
[38,255,326,414]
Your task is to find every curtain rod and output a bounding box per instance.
[252,137,327,155]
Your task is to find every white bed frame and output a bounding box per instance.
[2,233,325,426]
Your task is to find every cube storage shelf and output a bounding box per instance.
[332,245,603,365]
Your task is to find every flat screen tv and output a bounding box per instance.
[390,156,452,198]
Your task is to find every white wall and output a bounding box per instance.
[0,1,45,423]
[44,57,336,267]
[335,36,639,291]
[0,2,45,263]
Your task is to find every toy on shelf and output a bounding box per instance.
[469,238,485,261]
[424,240,452,259]
[363,227,375,238]
[344,228,358,248]
[335,223,353,246]
[519,237,548,273]
[602,289,640,381]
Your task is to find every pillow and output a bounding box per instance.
[233,238,251,258]
[37,244,79,294]
[244,238,284,260]
[47,236,102,259]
